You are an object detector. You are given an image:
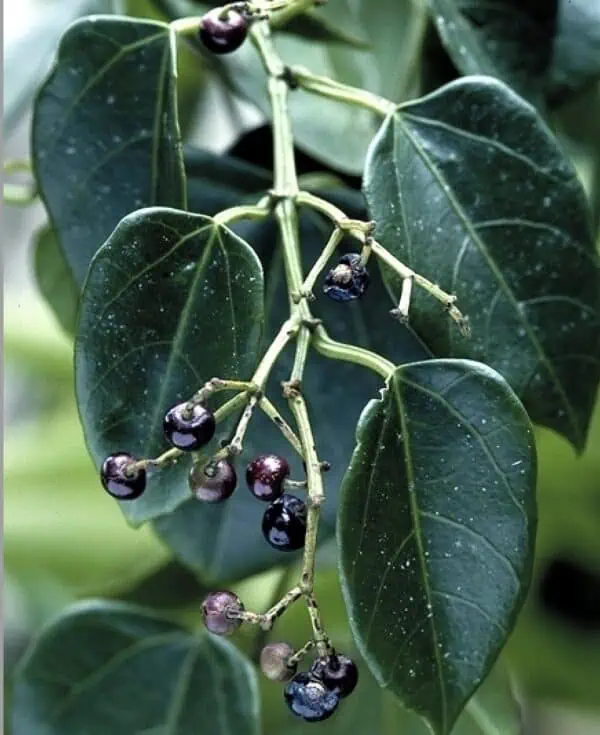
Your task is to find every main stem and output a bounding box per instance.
[252,20,329,656]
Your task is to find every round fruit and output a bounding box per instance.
[310,653,358,698]
[284,673,340,722]
[246,454,290,501]
[201,590,244,635]
[189,459,236,503]
[198,8,249,55]
[260,642,297,682]
[100,452,146,500]
[163,402,216,451]
[323,253,369,302]
[262,493,307,551]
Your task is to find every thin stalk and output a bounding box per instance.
[313,325,394,380]
[301,227,343,296]
[258,396,304,456]
[214,203,270,225]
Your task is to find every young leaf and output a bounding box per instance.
[428,0,600,105]
[11,600,260,735]
[364,76,600,452]
[34,227,79,336]
[338,359,537,735]
[32,16,186,287]
[75,208,264,526]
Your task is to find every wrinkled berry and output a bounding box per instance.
[163,402,215,451]
[260,642,297,682]
[284,673,340,722]
[310,653,358,698]
[198,8,248,55]
[100,452,146,500]
[189,459,237,503]
[247,454,290,501]
[202,590,244,635]
[262,493,307,551]
[323,253,369,302]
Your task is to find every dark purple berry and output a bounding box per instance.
[100,452,146,500]
[323,253,369,302]
[202,590,244,635]
[163,402,216,451]
[260,642,297,682]
[310,653,358,698]
[198,8,248,55]
[246,454,290,501]
[284,673,339,722]
[189,459,236,503]
[262,493,307,552]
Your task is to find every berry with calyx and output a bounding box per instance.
[246,454,290,501]
[163,402,215,451]
[260,642,297,682]
[100,452,146,500]
[198,8,249,55]
[323,253,369,302]
[202,590,244,635]
[310,653,358,698]
[284,673,340,722]
[189,459,237,503]
[262,493,307,551]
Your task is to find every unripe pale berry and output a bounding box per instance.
[260,642,297,682]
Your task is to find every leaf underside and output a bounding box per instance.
[338,359,537,734]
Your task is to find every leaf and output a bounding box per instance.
[338,359,537,735]
[364,76,600,452]
[428,0,600,105]
[11,600,260,735]
[3,0,119,134]
[74,208,264,526]
[154,196,431,584]
[34,226,80,336]
[32,16,186,288]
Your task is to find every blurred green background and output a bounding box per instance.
[4,1,600,733]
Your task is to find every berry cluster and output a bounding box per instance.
[201,590,357,723]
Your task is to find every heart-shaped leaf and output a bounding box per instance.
[11,600,260,735]
[75,207,264,525]
[428,0,600,105]
[364,76,600,452]
[32,16,186,287]
[338,358,537,735]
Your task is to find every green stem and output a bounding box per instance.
[301,227,343,296]
[313,325,394,380]
[258,396,304,456]
[214,203,270,226]
[4,183,37,206]
[291,66,395,117]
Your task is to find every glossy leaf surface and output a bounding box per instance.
[338,359,537,734]
[32,16,185,286]
[75,208,264,525]
[12,600,260,735]
[364,76,600,451]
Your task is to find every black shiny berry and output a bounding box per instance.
[260,642,297,682]
[198,8,249,55]
[100,452,146,500]
[323,253,369,302]
[246,454,290,501]
[284,673,340,722]
[189,459,237,503]
[202,590,244,635]
[262,493,307,551]
[163,402,216,450]
[310,653,358,698]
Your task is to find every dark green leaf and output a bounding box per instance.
[364,76,600,452]
[154,196,430,584]
[75,208,264,526]
[32,16,186,287]
[113,559,208,608]
[12,600,260,735]
[428,0,600,105]
[281,11,371,49]
[34,226,79,336]
[338,359,536,735]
